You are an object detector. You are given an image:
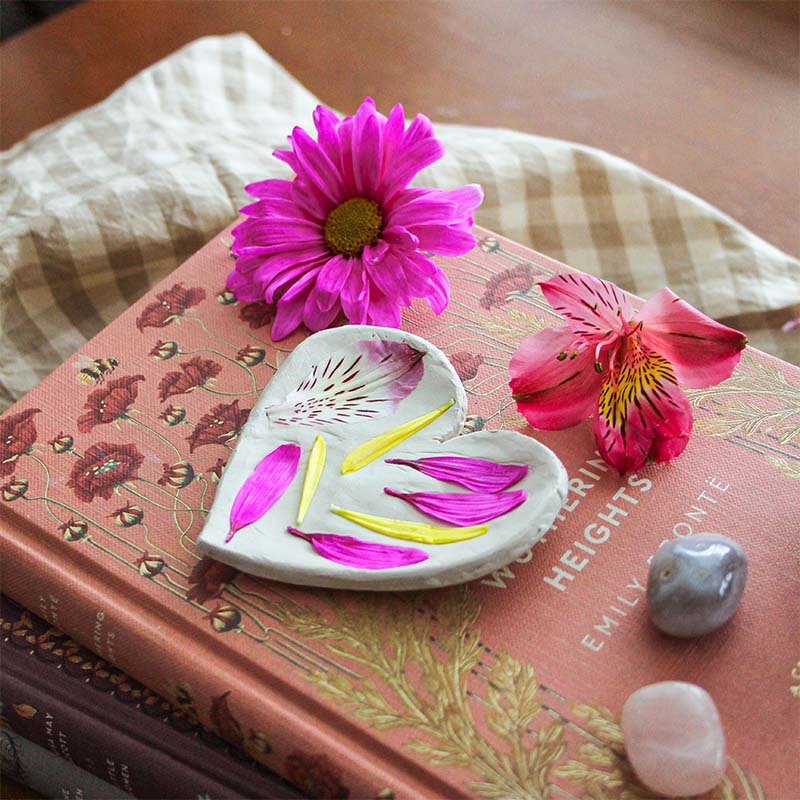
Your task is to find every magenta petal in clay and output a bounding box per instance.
[384,487,527,525]
[386,455,528,492]
[286,527,428,570]
[226,443,301,542]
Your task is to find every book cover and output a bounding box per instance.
[0,225,797,799]
[0,724,129,800]
[0,595,300,799]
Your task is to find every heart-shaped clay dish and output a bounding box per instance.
[197,327,567,590]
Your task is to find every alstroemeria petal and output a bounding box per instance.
[384,488,527,525]
[593,344,692,474]
[287,526,428,569]
[540,273,633,340]
[385,455,528,492]
[266,340,424,427]
[510,326,604,430]
[226,443,301,542]
[636,288,747,389]
[331,506,488,544]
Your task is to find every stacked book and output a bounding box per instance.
[1,226,796,798]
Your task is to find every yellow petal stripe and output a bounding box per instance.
[331,505,488,544]
[340,399,456,475]
[297,435,327,525]
[598,347,677,429]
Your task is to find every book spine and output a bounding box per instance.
[0,504,456,800]
[0,726,131,800]
[0,628,297,800]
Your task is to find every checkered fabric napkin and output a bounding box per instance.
[1,33,798,411]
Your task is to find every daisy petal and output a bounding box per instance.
[593,342,692,474]
[290,127,344,206]
[636,288,747,389]
[510,326,603,430]
[314,254,352,312]
[341,263,370,324]
[540,273,634,340]
[353,103,382,198]
[244,179,293,200]
[425,268,450,315]
[271,271,319,340]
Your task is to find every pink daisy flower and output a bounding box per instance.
[509,273,747,474]
[227,98,483,340]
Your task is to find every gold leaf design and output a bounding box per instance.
[481,307,553,347]
[276,587,563,799]
[767,456,800,480]
[275,588,764,799]
[688,353,800,445]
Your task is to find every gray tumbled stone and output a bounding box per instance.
[647,534,747,637]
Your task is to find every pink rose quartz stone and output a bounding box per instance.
[621,681,726,797]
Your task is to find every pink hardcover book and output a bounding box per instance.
[1,226,797,799]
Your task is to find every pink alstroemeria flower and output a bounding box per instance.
[509,273,747,474]
[228,97,483,340]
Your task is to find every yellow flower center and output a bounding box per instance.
[324,198,383,256]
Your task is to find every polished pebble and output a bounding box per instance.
[647,533,747,637]
[622,681,726,797]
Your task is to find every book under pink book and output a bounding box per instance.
[1,225,797,799]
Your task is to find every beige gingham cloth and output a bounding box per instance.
[2,33,798,412]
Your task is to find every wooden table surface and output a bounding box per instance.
[2,0,799,259]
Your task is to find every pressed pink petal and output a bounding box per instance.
[286,527,428,569]
[226,444,301,542]
[384,488,527,525]
[510,326,604,430]
[593,341,693,474]
[386,456,528,492]
[636,288,747,389]
[540,273,634,340]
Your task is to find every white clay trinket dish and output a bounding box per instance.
[197,326,568,590]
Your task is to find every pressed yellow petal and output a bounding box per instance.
[331,505,488,544]
[340,399,456,475]
[297,435,327,525]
